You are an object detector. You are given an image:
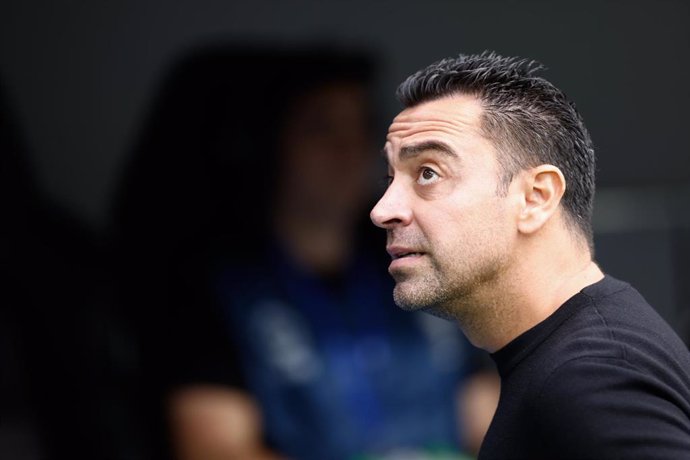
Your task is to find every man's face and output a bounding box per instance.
[370,94,518,315]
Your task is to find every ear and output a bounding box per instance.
[516,165,566,235]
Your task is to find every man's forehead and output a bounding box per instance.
[391,94,483,127]
[384,94,485,155]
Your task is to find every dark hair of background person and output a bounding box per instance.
[397,51,596,252]
[111,44,377,259]
[108,43,378,460]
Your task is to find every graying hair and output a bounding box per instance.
[397,51,596,252]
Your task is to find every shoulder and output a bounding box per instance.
[535,353,690,458]
[541,276,690,380]
[529,277,690,457]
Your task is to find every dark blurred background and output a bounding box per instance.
[1,1,689,459]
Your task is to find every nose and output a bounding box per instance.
[370,180,413,229]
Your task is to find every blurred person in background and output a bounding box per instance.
[112,44,497,460]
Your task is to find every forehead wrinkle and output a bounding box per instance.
[386,121,482,157]
[385,96,489,167]
[388,112,484,143]
[389,94,486,139]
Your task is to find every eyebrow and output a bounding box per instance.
[398,140,458,161]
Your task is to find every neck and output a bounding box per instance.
[455,231,604,353]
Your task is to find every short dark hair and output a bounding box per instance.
[397,51,596,251]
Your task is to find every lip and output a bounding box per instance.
[386,246,426,259]
[386,246,427,268]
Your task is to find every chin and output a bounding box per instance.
[392,279,459,322]
[393,281,435,312]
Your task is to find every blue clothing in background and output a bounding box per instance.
[217,246,479,460]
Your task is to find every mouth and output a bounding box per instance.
[387,246,427,261]
[387,249,427,273]
[392,251,425,260]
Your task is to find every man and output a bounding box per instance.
[371,52,690,459]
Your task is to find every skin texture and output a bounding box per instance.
[372,95,515,314]
[371,94,603,352]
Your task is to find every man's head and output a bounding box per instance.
[397,52,596,247]
[370,52,596,317]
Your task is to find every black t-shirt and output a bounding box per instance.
[480,275,690,459]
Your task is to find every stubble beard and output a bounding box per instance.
[391,247,509,326]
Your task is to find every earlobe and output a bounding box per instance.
[516,165,566,235]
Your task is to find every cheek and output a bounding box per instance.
[419,196,512,252]
[414,204,467,251]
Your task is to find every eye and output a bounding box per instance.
[417,167,440,185]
